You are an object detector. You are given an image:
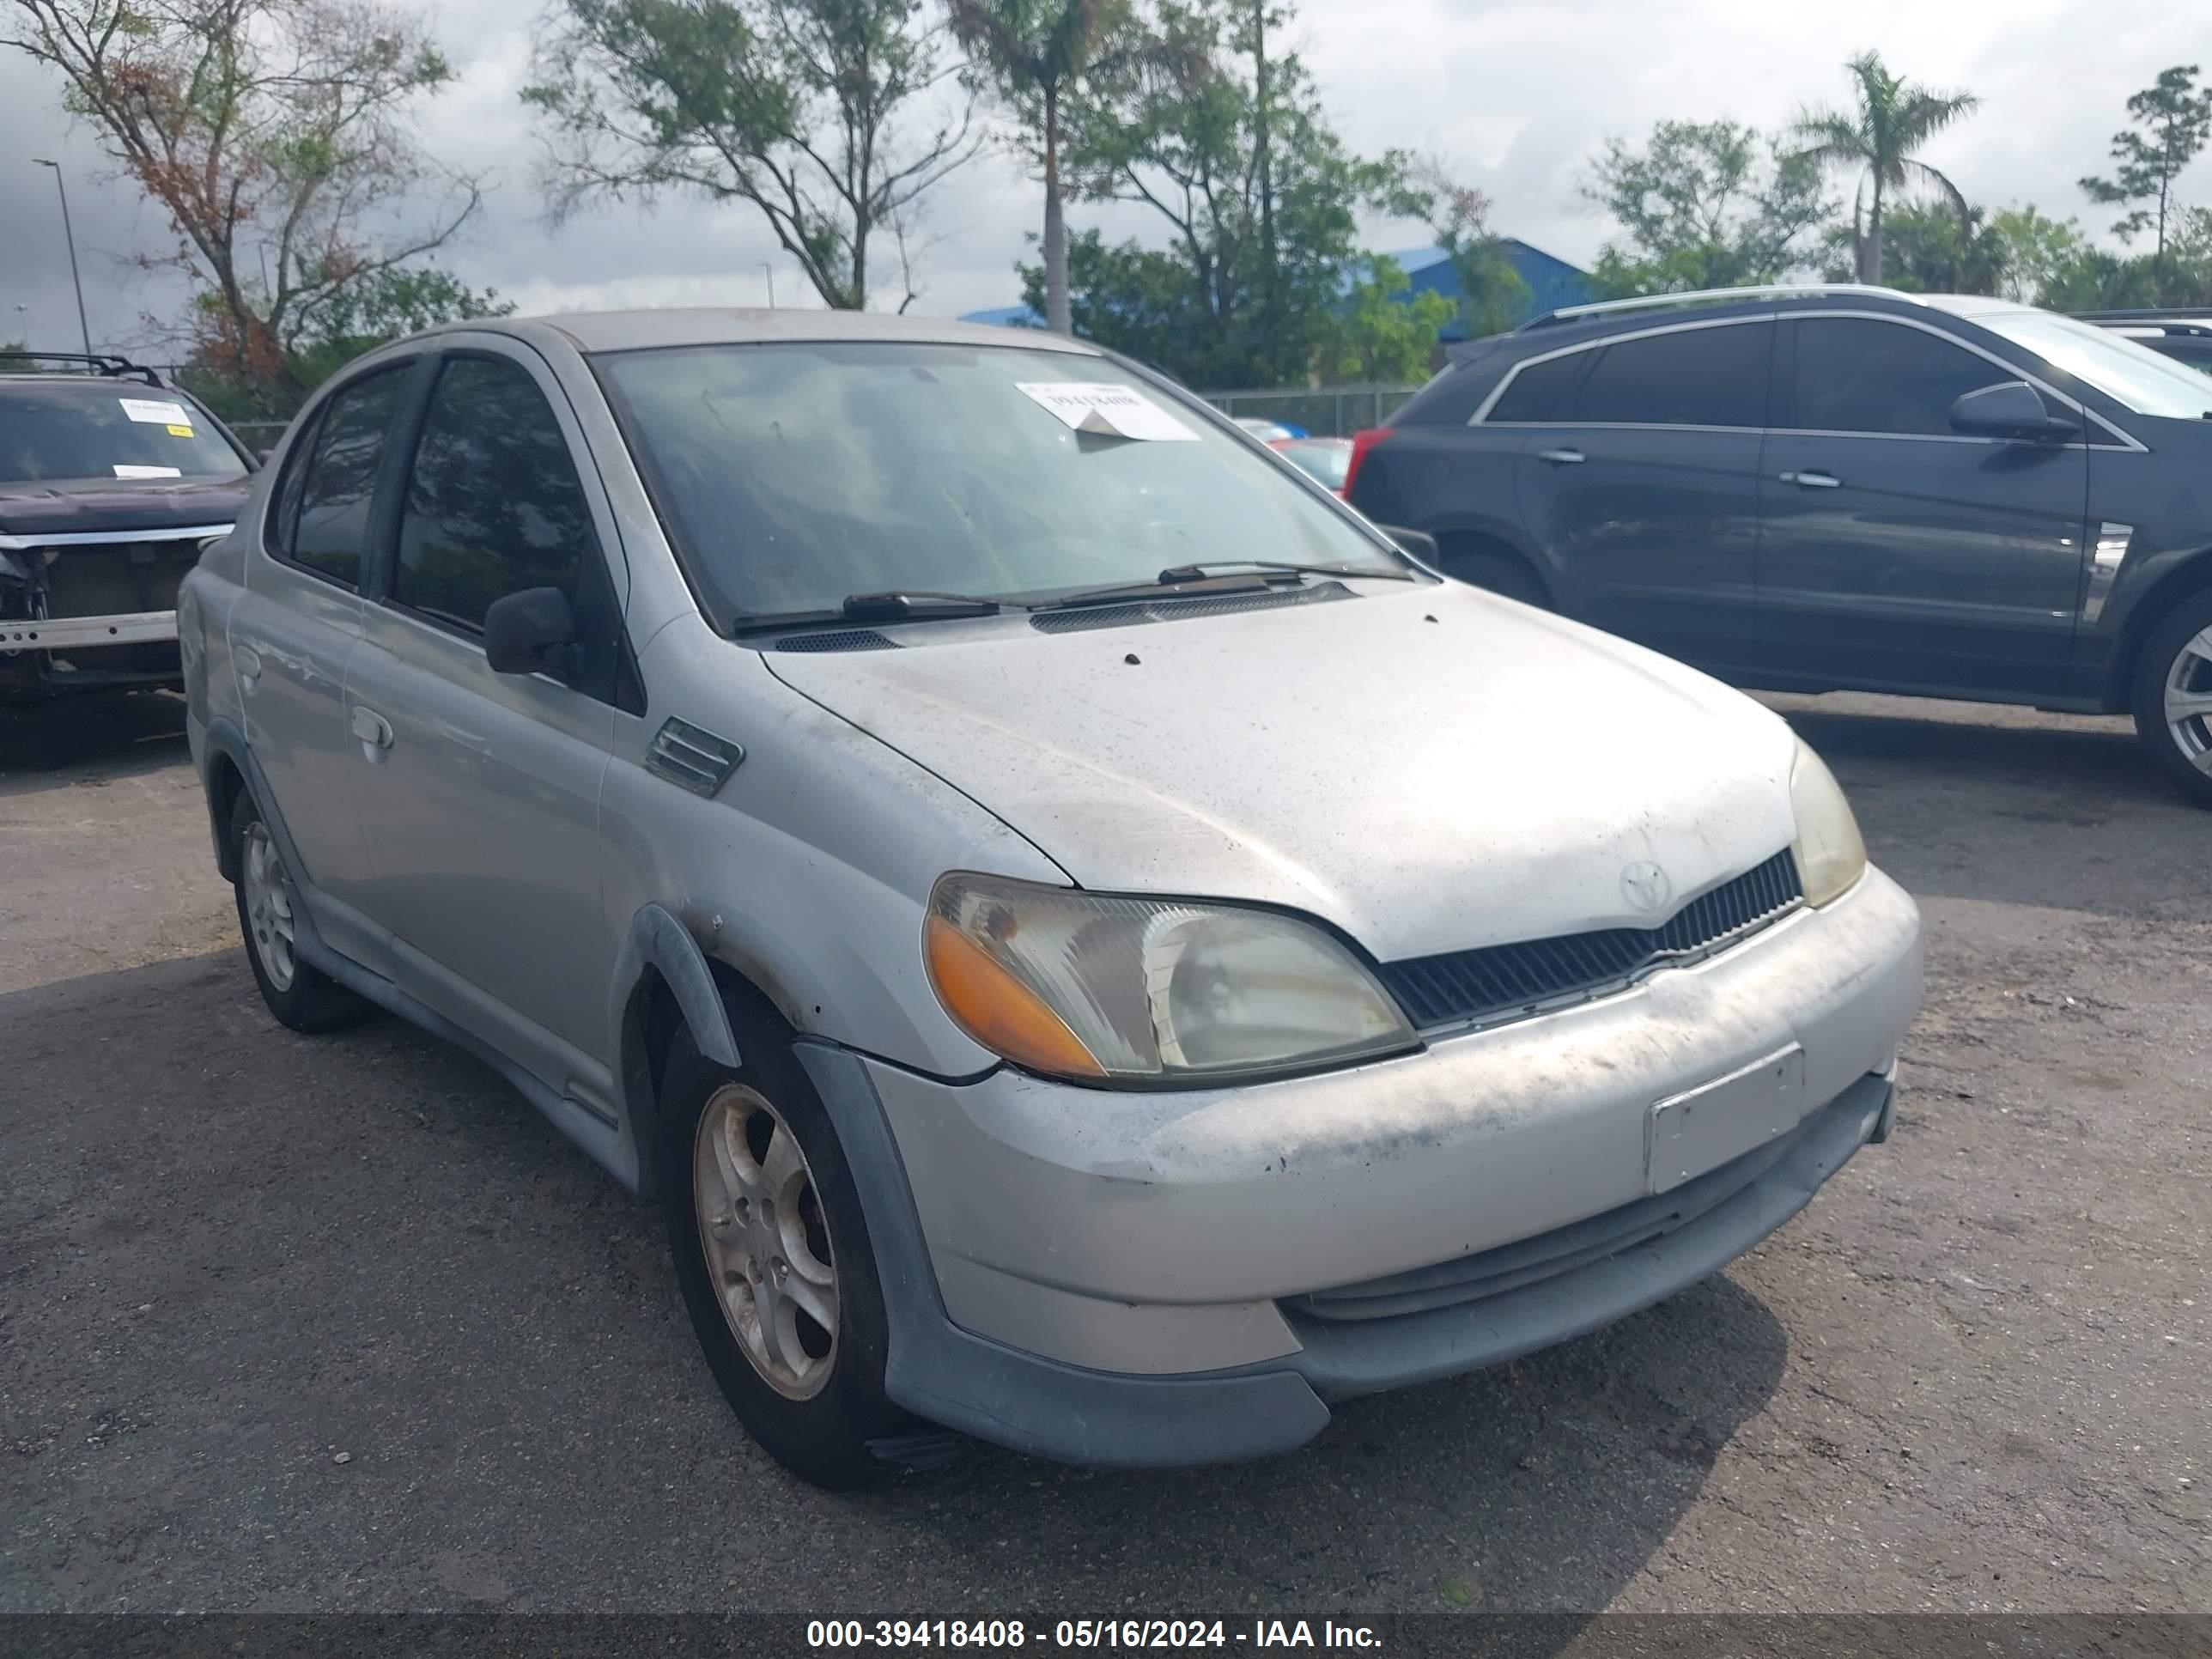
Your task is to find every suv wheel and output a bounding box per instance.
[658,1006,914,1488]
[2131,588,2212,808]
[228,789,373,1031]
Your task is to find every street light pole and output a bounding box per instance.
[762,262,776,308]
[31,159,93,357]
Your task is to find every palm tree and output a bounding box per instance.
[1791,51,1981,284]
[949,0,1133,336]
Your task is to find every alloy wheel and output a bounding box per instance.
[692,1083,840,1400]
[241,820,298,991]
[2163,625,2212,775]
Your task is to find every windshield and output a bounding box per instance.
[593,341,1401,623]
[1972,311,2212,419]
[0,382,245,483]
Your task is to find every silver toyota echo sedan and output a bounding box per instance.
[179,309,1923,1487]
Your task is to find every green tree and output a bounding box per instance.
[950,0,1138,336]
[1987,204,2096,304]
[1821,199,2005,294]
[1310,256,1451,382]
[1018,228,1218,375]
[1790,51,1980,283]
[179,265,512,420]
[1417,163,1528,336]
[2081,64,2212,296]
[1582,119,1832,297]
[1062,0,1425,386]
[524,0,980,311]
[4,0,479,413]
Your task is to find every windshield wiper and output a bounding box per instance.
[1152,558,1413,584]
[839,590,1010,621]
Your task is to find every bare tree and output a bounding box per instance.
[525,0,980,311]
[5,0,481,404]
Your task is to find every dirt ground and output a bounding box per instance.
[1,689,2205,1614]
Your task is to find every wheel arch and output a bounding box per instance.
[2107,548,2212,709]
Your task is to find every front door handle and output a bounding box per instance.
[349,705,394,754]
[1536,447,1587,466]
[1779,470,1841,489]
[234,643,263,691]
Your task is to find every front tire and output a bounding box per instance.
[658,1004,914,1489]
[228,788,372,1032]
[2130,588,2212,809]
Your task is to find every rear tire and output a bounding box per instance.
[228,788,373,1033]
[658,1001,915,1489]
[1437,542,1550,608]
[2130,587,2212,809]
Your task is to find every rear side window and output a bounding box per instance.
[1574,324,1769,427]
[1485,353,1587,422]
[285,368,410,588]
[392,356,600,633]
[1787,319,2006,436]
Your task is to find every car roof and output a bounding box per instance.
[426,307,1105,357]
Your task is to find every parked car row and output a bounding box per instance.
[1345,283,2212,805]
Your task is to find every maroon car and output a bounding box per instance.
[0,358,255,708]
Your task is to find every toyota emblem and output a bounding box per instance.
[1620,860,1672,915]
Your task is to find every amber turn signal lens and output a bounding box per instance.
[924,913,1106,1079]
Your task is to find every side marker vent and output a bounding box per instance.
[647,718,744,797]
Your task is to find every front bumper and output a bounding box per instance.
[805,866,1920,1467]
[0,609,179,654]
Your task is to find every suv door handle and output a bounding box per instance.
[1536,447,1586,465]
[234,643,262,690]
[349,705,394,753]
[1779,470,1841,489]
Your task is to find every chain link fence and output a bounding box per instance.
[1194,383,1424,437]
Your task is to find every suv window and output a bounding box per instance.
[1574,324,1769,428]
[1485,352,1586,422]
[1788,318,2007,436]
[286,367,410,588]
[392,356,600,634]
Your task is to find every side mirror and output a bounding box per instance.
[1377,524,1440,566]
[483,586,577,676]
[1950,380,2080,443]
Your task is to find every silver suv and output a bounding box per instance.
[180,310,1923,1486]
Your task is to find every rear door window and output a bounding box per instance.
[285,367,410,588]
[1573,323,1770,428]
[1785,318,2008,436]
[1485,352,1589,422]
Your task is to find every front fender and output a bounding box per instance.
[608,902,741,1188]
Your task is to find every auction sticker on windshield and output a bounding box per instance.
[1017,381,1197,441]
[118,397,194,428]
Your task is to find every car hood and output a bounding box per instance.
[765,582,1802,962]
[0,475,252,539]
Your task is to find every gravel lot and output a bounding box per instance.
[2,690,2206,1615]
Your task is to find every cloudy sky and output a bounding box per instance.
[2,0,2206,361]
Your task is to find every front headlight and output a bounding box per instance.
[1789,739,1867,907]
[925,872,1416,1084]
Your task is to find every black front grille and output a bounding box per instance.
[40,540,197,618]
[1029,580,1355,635]
[1376,849,1802,1030]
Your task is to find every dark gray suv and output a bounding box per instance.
[1345,284,2212,805]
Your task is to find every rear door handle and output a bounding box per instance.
[1536,447,1586,465]
[1779,470,1841,489]
[349,705,394,754]
[234,643,263,690]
